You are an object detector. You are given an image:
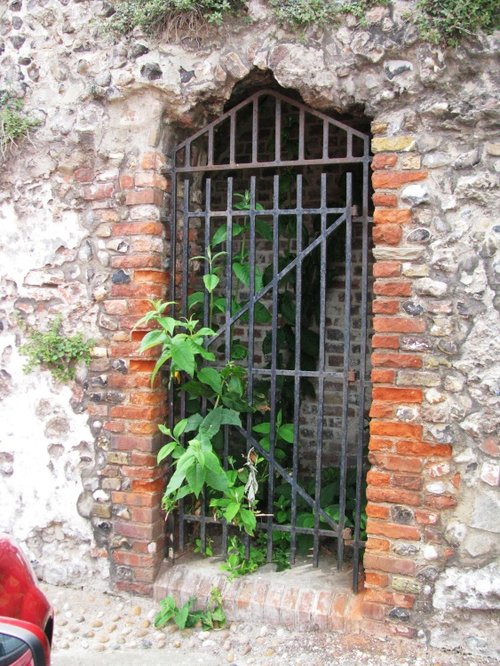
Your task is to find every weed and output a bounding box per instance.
[0,90,39,157]
[19,316,94,383]
[154,588,226,630]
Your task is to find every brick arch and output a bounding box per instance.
[87,95,443,639]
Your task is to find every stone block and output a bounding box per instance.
[372,136,416,153]
[433,562,500,610]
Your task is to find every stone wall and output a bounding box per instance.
[0,0,498,655]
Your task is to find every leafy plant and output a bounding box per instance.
[0,90,39,157]
[18,316,94,383]
[154,587,225,630]
[137,300,258,530]
[220,535,266,579]
[416,0,499,46]
[106,0,244,34]
[194,537,214,556]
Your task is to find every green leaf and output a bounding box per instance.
[139,329,168,352]
[188,291,205,310]
[151,350,172,384]
[157,441,177,463]
[213,297,226,313]
[181,380,214,397]
[254,302,272,324]
[158,424,172,437]
[230,343,247,360]
[278,423,295,443]
[224,501,241,523]
[203,273,219,293]
[220,408,242,427]
[255,218,273,240]
[232,263,263,292]
[239,508,257,535]
[211,222,243,246]
[171,337,196,376]
[157,316,177,335]
[186,463,206,497]
[253,422,271,434]
[174,601,191,630]
[199,407,223,438]
[197,367,223,394]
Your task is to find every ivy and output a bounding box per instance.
[18,316,94,383]
[0,91,39,157]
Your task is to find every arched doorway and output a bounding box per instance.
[168,89,372,591]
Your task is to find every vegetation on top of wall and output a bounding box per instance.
[0,91,40,157]
[268,0,389,29]
[19,316,94,383]
[106,0,244,34]
[106,0,499,44]
[416,0,499,46]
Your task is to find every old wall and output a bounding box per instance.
[0,0,498,654]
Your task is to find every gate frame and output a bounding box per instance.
[169,89,372,591]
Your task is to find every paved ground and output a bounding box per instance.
[44,582,498,666]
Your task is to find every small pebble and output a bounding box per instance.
[132,606,142,616]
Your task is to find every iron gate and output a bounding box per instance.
[169,90,371,591]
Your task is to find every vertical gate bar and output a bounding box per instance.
[298,107,305,161]
[185,141,191,170]
[352,147,370,591]
[322,120,329,160]
[291,174,303,564]
[167,170,178,558]
[199,177,213,554]
[346,131,353,159]
[244,175,258,560]
[252,98,259,164]
[207,128,214,167]
[266,174,280,563]
[312,172,328,568]
[275,99,282,163]
[178,176,192,553]
[229,112,236,166]
[221,176,234,556]
[337,173,353,570]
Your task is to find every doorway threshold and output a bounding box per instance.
[153,553,363,632]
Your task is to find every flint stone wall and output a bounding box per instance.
[0,0,498,653]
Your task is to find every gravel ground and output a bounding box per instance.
[44,582,498,666]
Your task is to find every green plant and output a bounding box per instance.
[0,91,39,156]
[268,0,390,29]
[19,316,94,382]
[137,300,258,532]
[106,0,244,34]
[416,0,499,45]
[194,537,214,556]
[220,535,266,578]
[154,587,226,630]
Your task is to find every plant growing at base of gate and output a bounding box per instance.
[136,299,259,535]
